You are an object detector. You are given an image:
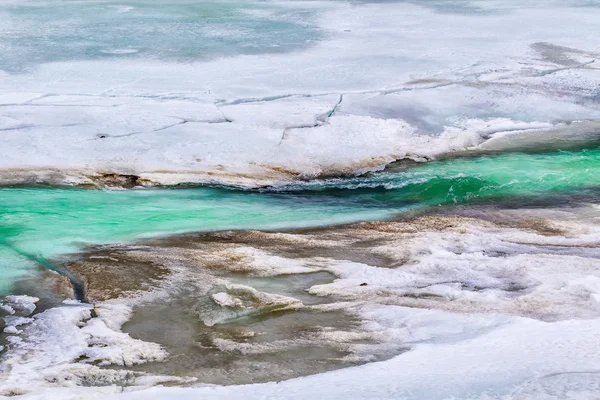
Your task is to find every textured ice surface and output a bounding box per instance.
[4,205,600,398]
[202,283,303,326]
[1,0,600,185]
[3,0,600,398]
[0,300,176,397]
[110,316,600,400]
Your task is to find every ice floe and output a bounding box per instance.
[1,0,600,186]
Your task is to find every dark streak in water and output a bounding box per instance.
[0,240,85,301]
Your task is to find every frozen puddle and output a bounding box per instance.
[120,276,371,385]
[58,241,399,386]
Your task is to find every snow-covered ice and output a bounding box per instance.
[2,0,600,398]
[3,205,600,398]
[111,314,600,400]
[1,0,600,186]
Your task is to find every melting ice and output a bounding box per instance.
[2,0,600,399]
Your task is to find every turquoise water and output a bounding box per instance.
[276,148,600,196]
[0,186,404,294]
[1,148,600,295]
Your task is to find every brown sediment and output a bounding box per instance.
[63,248,170,302]
[12,154,406,190]
[253,163,303,178]
[60,203,596,308]
[53,204,600,384]
[0,168,157,189]
[439,207,570,236]
[0,166,299,189]
[60,216,455,384]
[88,173,155,189]
[61,238,392,385]
[492,217,567,237]
[144,228,401,269]
[61,210,577,305]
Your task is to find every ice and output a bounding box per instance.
[2,326,18,334]
[219,95,342,128]
[1,0,600,186]
[1,296,38,317]
[222,247,319,276]
[81,318,167,366]
[4,205,600,398]
[198,283,303,326]
[138,316,600,400]
[0,93,45,106]
[0,0,320,74]
[512,372,600,400]
[0,303,94,394]
[44,308,600,400]
[0,300,170,397]
[3,0,600,397]
[304,213,600,320]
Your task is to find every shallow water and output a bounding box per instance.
[2,148,600,295]
[0,185,404,295]
[120,271,368,385]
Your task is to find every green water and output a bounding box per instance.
[0,187,404,294]
[1,148,599,295]
[279,148,600,197]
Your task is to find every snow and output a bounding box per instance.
[81,318,167,367]
[1,296,38,317]
[226,247,319,276]
[111,314,600,400]
[309,230,600,320]
[3,0,600,397]
[12,305,598,400]
[1,0,600,186]
[3,205,600,398]
[0,300,172,397]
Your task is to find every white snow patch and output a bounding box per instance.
[2,1,600,185]
[0,300,170,397]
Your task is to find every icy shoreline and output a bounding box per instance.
[4,204,600,399]
[3,0,600,398]
[2,0,600,187]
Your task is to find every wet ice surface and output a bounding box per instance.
[120,275,369,385]
[3,0,600,398]
[4,203,600,398]
[0,0,320,73]
[55,241,402,386]
[1,0,600,186]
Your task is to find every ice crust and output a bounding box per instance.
[4,205,600,398]
[203,283,303,326]
[3,0,600,398]
[0,300,170,397]
[1,0,600,186]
